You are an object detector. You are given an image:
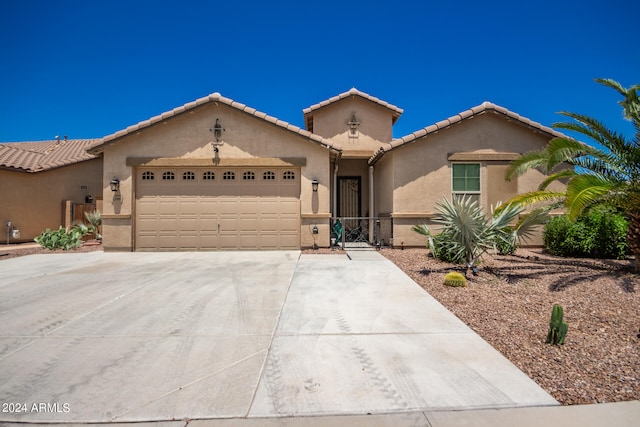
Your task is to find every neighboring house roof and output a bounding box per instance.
[88,92,342,155]
[369,101,568,165]
[0,138,100,172]
[303,88,404,131]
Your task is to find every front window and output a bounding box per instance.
[452,163,480,204]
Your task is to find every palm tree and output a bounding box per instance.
[505,78,640,272]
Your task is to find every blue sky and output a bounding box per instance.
[1,0,638,143]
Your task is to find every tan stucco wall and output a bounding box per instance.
[381,112,565,247]
[374,153,394,215]
[310,97,394,154]
[0,158,103,242]
[100,103,333,250]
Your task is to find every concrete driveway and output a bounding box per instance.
[0,250,556,423]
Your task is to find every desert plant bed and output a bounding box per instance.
[0,242,103,261]
[382,247,639,406]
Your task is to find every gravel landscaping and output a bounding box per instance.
[382,247,639,406]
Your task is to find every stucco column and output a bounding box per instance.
[369,165,374,243]
[333,162,339,217]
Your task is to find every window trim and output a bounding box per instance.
[451,162,481,201]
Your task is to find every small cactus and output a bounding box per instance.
[546,304,568,345]
[443,272,467,287]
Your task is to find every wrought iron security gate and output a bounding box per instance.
[330,217,391,249]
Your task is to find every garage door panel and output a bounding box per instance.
[260,218,279,231]
[218,199,241,213]
[157,234,178,249]
[280,235,300,249]
[136,167,300,250]
[219,234,240,249]
[280,213,300,224]
[258,232,280,249]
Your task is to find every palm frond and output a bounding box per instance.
[513,208,550,244]
[595,78,640,122]
[538,169,576,190]
[570,155,629,182]
[544,136,594,169]
[565,174,619,220]
[490,203,524,231]
[502,190,566,208]
[555,113,624,152]
[411,224,432,237]
[505,149,549,179]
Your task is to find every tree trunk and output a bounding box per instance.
[628,212,640,273]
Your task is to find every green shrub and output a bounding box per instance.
[543,205,629,259]
[430,233,465,264]
[495,226,516,255]
[34,226,85,250]
[443,272,467,287]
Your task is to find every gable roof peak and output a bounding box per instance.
[302,88,403,129]
[88,92,341,154]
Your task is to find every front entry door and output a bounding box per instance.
[337,177,364,242]
[338,177,361,217]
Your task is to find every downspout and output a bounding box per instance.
[369,165,374,244]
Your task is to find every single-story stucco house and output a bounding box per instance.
[0,138,103,242]
[1,89,566,250]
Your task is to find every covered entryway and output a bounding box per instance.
[135,167,300,250]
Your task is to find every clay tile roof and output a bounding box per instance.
[89,92,341,154]
[302,88,404,130]
[369,101,568,165]
[0,138,100,172]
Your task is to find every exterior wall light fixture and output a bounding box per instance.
[211,118,225,152]
[213,119,223,141]
[312,178,319,192]
[348,113,360,136]
[110,177,120,192]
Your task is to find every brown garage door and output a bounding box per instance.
[135,167,300,250]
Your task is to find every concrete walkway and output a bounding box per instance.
[249,251,555,416]
[0,249,638,426]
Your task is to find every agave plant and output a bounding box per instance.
[84,210,102,239]
[412,195,544,273]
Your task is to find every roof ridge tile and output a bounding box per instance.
[303,88,404,121]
